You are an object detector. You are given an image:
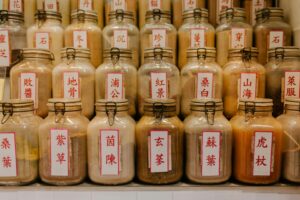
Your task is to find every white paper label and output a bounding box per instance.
[149,130,171,173]
[35,32,50,49]
[201,132,221,176]
[269,31,284,49]
[0,133,17,177]
[99,129,120,176]
[78,0,93,10]
[113,30,128,49]
[63,72,80,99]
[284,71,300,99]
[106,73,124,100]
[9,0,23,12]
[190,29,205,48]
[252,0,265,24]
[239,73,257,100]
[196,73,214,99]
[44,0,58,11]
[113,0,126,10]
[253,132,273,176]
[0,30,11,67]
[149,0,161,10]
[150,72,168,99]
[20,73,37,108]
[231,28,246,49]
[50,129,69,176]
[183,0,196,11]
[73,31,88,48]
[152,29,166,48]
[217,0,233,22]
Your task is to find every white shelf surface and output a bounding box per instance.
[0,182,299,200]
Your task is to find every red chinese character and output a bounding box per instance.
[151,0,158,7]
[2,156,12,168]
[255,155,267,166]
[155,153,164,166]
[243,89,252,99]
[206,137,217,148]
[193,33,201,47]
[68,87,77,98]
[206,154,216,166]
[24,88,32,98]
[288,76,296,86]
[82,0,90,8]
[115,0,122,6]
[243,78,252,87]
[187,0,195,6]
[153,34,163,46]
[46,3,54,10]
[235,32,243,42]
[155,137,164,147]
[201,77,209,87]
[117,35,126,43]
[56,153,66,164]
[0,49,7,58]
[155,78,165,86]
[156,88,165,98]
[76,35,84,47]
[272,36,280,44]
[13,0,21,9]
[24,78,33,86]
[56,134,66,146]
[106,135,115,147]
[111,89,120,98]
[1,138,10,149]
[67,77,78,86]
[0,34,6,43]
[201,89,209,97]
[256,136,268,148]
[40,37,47,45]
[286,88,296,97]
[111,78,120,88]
[106,153,117,165]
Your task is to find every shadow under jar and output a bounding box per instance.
[87,100,135,185]
[0,100,42,185]
[136,99,184,184]
[184,99,232,184]
[230,98,283,185]
[39,98,89,186]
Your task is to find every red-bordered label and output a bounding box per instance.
[183,0,197,11]
[105,72,124,100]
[252,0,265,24]
[73,30,88,48]
[216,0,233,23]
[150,72,168,100]
[9,0,23,12]
[112,0,126,10]
[0,30,11,67]
[34,32,50,50]
[152,29,166,48]
[268,30,284,49]
[196,72,214,99]
[283,71,300,100]
[63,71,80,99]
[239,73,257,101]
[149,0,161,10]
[231,28,246,49]
[0,132,17,177]
[20,73,38,109]
[113,29,128,49]
[44,0,59,12]
[78,0,93,10]
[190,28,206,48]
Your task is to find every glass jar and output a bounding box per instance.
[0,100,41,185]
[27,10,64,66]
[10,49,53,118]
[265,47,300,117]
[71,0,103,28]
[178,8,215,69]
[277,98,300,183]
[184,99,232,183]
[140,9,177,65]
[172,0,205,29]
[223,48,266,119]
[105,0,137,26]
[39,98,88,185]
[255,8,292,65]
[136,99,184,184]
[181,48,222,117]
[65,9,102,68]
[138,48,180,115]
[139,0,171,28]
[231,99,283,184]
[87,100,135,185]
[216,8,253,67]
[37,0,71,28]
[243,0,273,25]
[208,0,240,27]
[103,10,139,68]
[96,48,137,116]
[52,48,95,119]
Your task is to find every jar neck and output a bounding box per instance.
[187,57,216,63]
[71,18,97,24]
[96,111,128,117]
[228,57,258,62]
[36,18,61,25]
[103,57,131,63]
[146,17,171,24]
[268,57,300,63]
[183,17,208,24]
[62,57,90,62]
[263,16,284,22]
[144,57,173,64]
[285,109,300,116]
[3,19,24,25]
[109,17,134,25]
[48,110,82,117]
[221,16,246,24]
[238,109,273,118]
[144,111,176,118]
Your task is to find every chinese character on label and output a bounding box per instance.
[79,0,92,10]
[217,0,233,22]
[113,0,126,10]
[44,0,58,11]
[190,29,205,48]
[9,0,23,12]
[63,72,80,98]
[240,73,257,100]
[106,73,124,100]
[253,132,273,176]
[35,32,50,50]
[20,73,37,107]
[100,130,120,175]
[149,130,171,173]
[73,31,88,48]
[113,30,128,49]
[269,31,284,49]
[150,72,168,100]
[183,0,196,11]
[149,0,161,9]
[0,30,10,67]
[231,28,245,49]
[252,0,265,24]
[284,71,300,99]
[196,73,214,99]
[152,29,166,48]
[0,133,17,177]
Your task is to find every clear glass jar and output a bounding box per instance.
[39,98,88,185]
[0,100,41,185]
[140,9,177,65]
[223,48,266,119]
[136,99,184,184]
[243,0,273,25]
[10,48,53,118]
[184,99,232,183]
[216,8,253,67]
[178,8,215,69]
[172,0,205,29]
[255,8,292,65]
[87,100,135,185]
[277,98,300,183]
[208,0,240,26]
[71,0,103,28]
[52,48,95,119]
[231,99,283,184]
[27,10,64,66]
[181,48,223,117]
[96,48,137,116]
[103,10,139,68]
[138,48,180,115]
[265,47,300,117]
[105,0,137,26]
[65,9,103,68]
[139,0,171,28]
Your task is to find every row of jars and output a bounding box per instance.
[1,96,300,186]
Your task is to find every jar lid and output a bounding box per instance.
[268,46,300,59]
[103,48,132,60]
[284,98,300,111]
[20,48,54,60]
[35,10,62,21]
[109,9,134,21]
[182,8,208,20]
[47,98,82,112]
[238,98,273,112]
[0,99,34,113]
[219,8,246,20]
[71,9,98,21]
[146,9,171,20]
[144,99,176,113]
[262,7,284,18]
[144,47,173,59]
[95,99,129,112]
[190,99,223,112]
[61,48,91,59]
[228,47,259,59]
[0,10,24,22]
[187,47,216,58]
[255,9,264,21]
